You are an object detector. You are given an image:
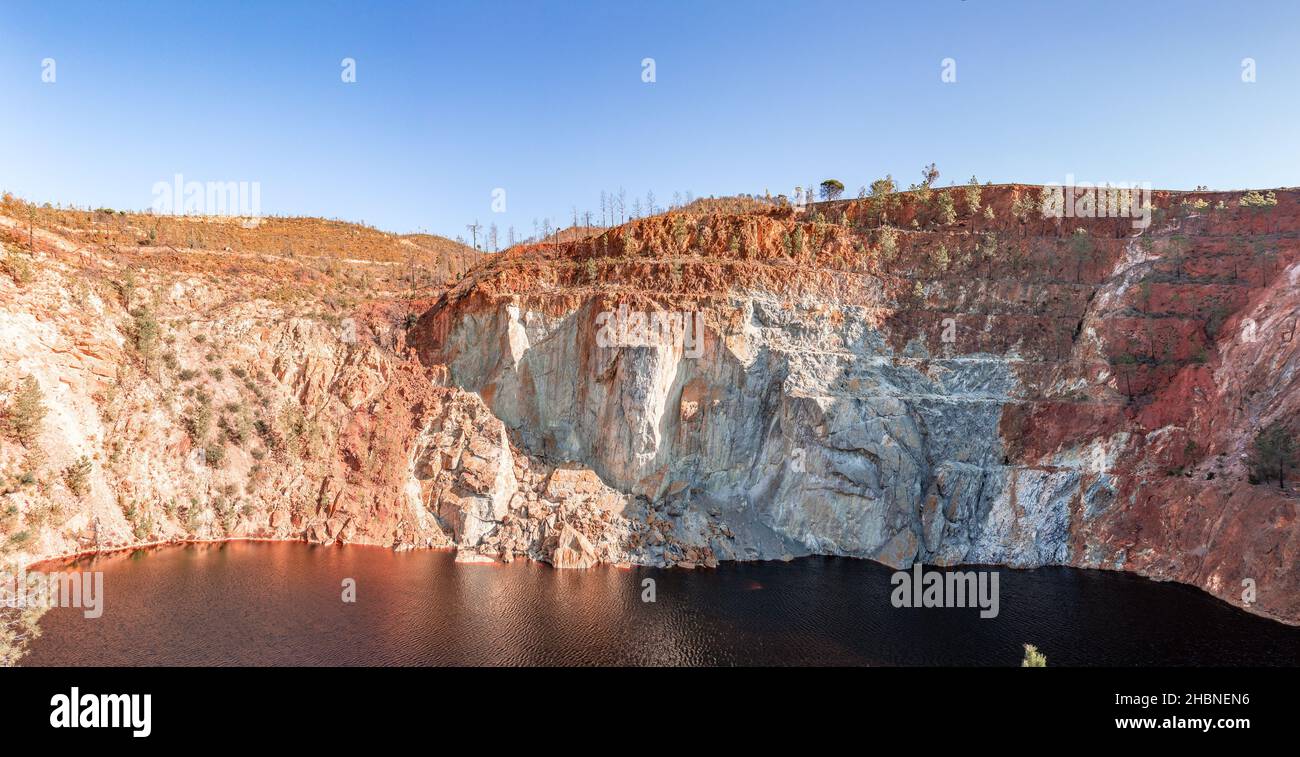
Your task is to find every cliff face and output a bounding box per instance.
[410,185,1300,623]
[2,185,1298,626]
[0,204,655,584]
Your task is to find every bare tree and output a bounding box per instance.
[488,222,498,252]
[646,190,656,215]
[921,162,940,188]
[465,220,482,250]
[617,187,627,224]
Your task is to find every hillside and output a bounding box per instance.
[1,182,1298,646]
[413,183,1300,623]
[1,195,484,292]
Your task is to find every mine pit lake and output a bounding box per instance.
[21,541,1300,666]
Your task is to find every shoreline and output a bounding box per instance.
[15,535,1295,628]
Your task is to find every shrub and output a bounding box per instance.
[877,227,898,262]
[1248,422,1296,489]
[220,412,250,445]
[129,306,160,359]
[4,377,52,455]
[114,270,137,306]
[932,244,950,272]
[1,247,36,285]
[670,216,688,252]
[1070,228,1094,256]
[63,456,93,497]
[979,231,998,260]
[964,176,982,214]
[203,444,225,468]
[1204,306,1230,340]
[183,403,212,440]
[132,515,151,541]
[869,176,896,223]
[1240,190,1278,209]
[4,376,46,447]
[1021,644,1047,667]
[278,403,309,452]
[933,191,957,226]
[791,226,805,255]
[1010,191,1037,221]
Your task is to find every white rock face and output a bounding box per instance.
[429,293,1108,569]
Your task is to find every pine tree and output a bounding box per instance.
[1248,422,1297,489]
[5,375,46,447]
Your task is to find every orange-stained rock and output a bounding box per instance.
[552,523,598,569]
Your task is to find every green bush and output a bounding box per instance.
[129,306,160,359]
[183,403,212,440]
[4,376,46,447]
[933,191,957,226]
[932,244,950,272]
[63,456,93,497]
[877,227,898,262]
[1240,190,1278,209]
[203,444,225,468]
[1248,422,1296,489]
[1,247,36,285]
[965,177,982,214]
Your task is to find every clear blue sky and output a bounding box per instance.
[1,0,1298,241]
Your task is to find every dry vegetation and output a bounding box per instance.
[0,193,483,290]
[0,193,489,332]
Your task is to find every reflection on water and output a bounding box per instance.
[21,541,1300,666]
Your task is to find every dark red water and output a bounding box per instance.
[20,541,1300,666]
